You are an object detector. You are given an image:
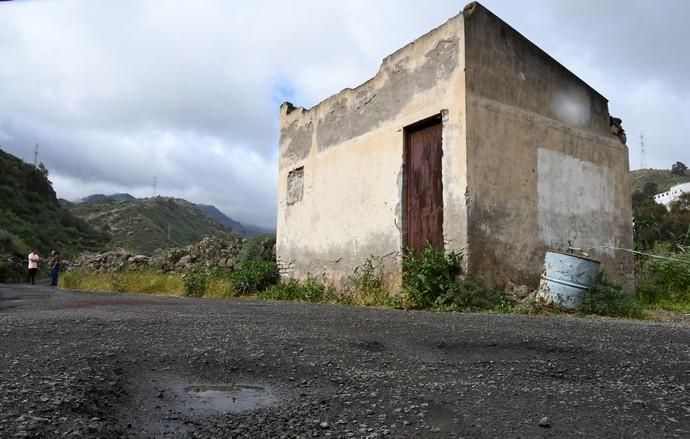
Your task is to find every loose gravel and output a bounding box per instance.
[1,283,689,438]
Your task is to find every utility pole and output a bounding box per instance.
[640,132,647,169]
[33,143,39,167]
[152,176,157,197]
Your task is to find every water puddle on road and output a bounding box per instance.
[183,383,276,413]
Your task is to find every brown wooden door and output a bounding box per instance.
[405,120,443,253]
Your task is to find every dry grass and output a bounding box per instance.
[61,269,185,296]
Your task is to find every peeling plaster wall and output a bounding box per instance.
[463,4,633,288]
[277,2,632,290]
[277,14,468,283]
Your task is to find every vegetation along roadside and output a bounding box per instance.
[60,240,690,321]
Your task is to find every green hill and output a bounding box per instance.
[67,197,241,255]
[0,148,109,281]
[631,168,690,194]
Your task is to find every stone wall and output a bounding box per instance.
[70,236,244,273]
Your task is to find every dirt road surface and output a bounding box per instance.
[1,284,689,438]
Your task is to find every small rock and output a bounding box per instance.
[538,416,550,428]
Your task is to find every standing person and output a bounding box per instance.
[49,251,61,287]
[27,249,39,285]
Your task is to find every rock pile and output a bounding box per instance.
[68,236,245,274]
[70,249,151,272]
[152,236,244,272]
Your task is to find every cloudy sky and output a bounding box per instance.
[1,0,688,229]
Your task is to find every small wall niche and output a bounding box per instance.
[286,166,304,205]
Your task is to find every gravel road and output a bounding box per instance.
[1,284,689,438]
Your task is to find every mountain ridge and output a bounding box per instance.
[67,196,241,255]
[76,193,272,238]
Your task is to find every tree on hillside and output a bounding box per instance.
[671,161,688,176]
[667,193,690,245]
[632,191,647,210]
[634,198,669,250]
[642,182,659,197]
[633,191,690,250]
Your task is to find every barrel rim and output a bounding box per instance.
[545,249,601,264]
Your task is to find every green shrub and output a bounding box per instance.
[231,260,279,295]
[183,266,235,297]
[111,273,125,292]
[401,244,513,312]
[259,274,336,303]
[204,277,236,298]
[402,244,462,309]
[183,269,209,297]
[581,275,644,319]
[435,277,513,312]
[635,250,690,309]
[238,234,276,263]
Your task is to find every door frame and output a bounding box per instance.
[402,113,444,253]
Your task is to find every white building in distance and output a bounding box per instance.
[654,182,690,208]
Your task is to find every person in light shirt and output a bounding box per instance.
[27,249,39,285]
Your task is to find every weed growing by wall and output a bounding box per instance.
[402,244,461,309]
[436,277,513,312]
[401,244,511,311]
[259,274,336,303]
[581,274,644,319]
[347,256,393,306]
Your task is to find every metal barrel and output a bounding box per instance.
[537,251,601,309]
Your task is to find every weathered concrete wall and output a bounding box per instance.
[462,3,634,288]
[277,14,468,282]
[278,1,633,291]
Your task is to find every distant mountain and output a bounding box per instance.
[0,149,109,280]
[631,169,690,194]
[67,196,240,255]
[197,204,274,237]
[80,193,136,204]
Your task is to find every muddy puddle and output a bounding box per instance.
[182,383,276,413]
[125,373,283,436]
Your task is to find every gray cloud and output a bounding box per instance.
[1,0,688,230]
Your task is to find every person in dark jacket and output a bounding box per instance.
[49,250,61,287]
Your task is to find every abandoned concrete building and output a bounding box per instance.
[277,2,633,289]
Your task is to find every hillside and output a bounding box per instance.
[197,204,274,237]
[67,197,240,255]
[77,194,272,238]
[80,193,135,204]
[631,168,690,194]
[0,149,109,280]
